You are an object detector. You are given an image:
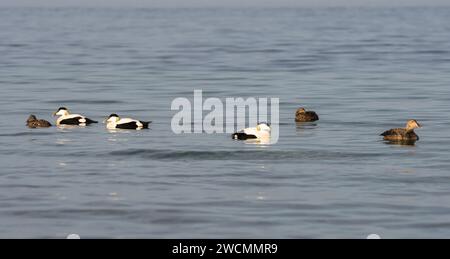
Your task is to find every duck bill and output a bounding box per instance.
[52,112,57,117]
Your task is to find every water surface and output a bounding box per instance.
[1,7,450,238]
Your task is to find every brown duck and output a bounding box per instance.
[26,115,52,128]
[295,108,319,122]
[381,120,421,141]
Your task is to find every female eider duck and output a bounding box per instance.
[26,115,52,128]
[232,123,271,141]
[104,114,151,130]
[295,107,319,122]
[381,120,422,142]
[53,107,97,126]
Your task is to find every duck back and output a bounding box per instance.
[27,117,52,128]
[295,111,319,122]
[381,128,419,141]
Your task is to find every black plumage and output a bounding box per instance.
[232,133,257,140]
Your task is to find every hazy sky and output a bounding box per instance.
[1,0,449,8]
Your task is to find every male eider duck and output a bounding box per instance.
[381,120,422,142]
[295,108,319,122]
[26,115,52,128]
[104,114,151,130]
[232,123,271,140]
[53,107,97,126]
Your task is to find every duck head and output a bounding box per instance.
[296,108,306,115]
[406,120,421,131]
[104,114,120,124]
[256,122,271,133]
[53,107,69,117]
[27,115,37,123]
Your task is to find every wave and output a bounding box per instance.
[45,100,125,105]
[0,132,54,137]
[108,148,384,161]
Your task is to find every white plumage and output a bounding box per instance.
[232,123,271,140]
[53,107,97,126]
[105,114,150,130]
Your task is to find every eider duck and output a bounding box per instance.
[232,123,271,141]
[53,107,97,126]
[295,108,319,122]
[381,120,422,142]
[104,114,151,130]
[26,115,52,128]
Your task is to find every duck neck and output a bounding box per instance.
[405,127,415,133]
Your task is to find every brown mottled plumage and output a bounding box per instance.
[381,120,421,142]
[295,108,319,122]
[26,115,52,128]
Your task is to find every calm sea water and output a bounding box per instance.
[1,7,450,238]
